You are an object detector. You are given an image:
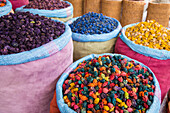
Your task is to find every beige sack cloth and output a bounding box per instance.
[66,0,84,17]
[50,14,73,22]
[73,38,117,61]
[7,9,14,15]
[121,0,145,27]
[146,2,170,27]
[101,0,122,21]
[84,0,101,14]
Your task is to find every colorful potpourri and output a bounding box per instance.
[125,20,170,51]
[0,0,6,7]
[63,55,156,113]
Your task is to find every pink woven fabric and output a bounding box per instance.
[0,39,73,113]
[115,37,170,102]
[9,0,29,10]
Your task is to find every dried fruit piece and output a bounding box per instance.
[24,0,70,10]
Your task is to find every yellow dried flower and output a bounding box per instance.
[125,20,170,51]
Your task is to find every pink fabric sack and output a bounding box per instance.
[115,37,170,102]
[0,39,73,113]
[0,20,73,113]
[9,0,29,10]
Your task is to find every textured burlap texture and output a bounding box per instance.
[153,0,170,3]
[121,0,145,27]
[101,0,122,21]
[66,0,83,17]
[73,38,117,61]
[146,2,170,27]
[84,0,101,14]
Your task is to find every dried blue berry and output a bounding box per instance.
[70,12,118,35]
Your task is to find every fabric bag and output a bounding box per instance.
[121,0,145,27]
[0,0,13,17]
[65,0,84,17]
[67,17,122,61]
[56,53,161,113]
[146,2,170,27]
[84,0,101,13]
[15,1,73,22]
[0,20,73,113]
[101,0,122,21]
[9,0,29,10]
[115,23,170,101]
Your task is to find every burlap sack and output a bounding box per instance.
[101,0,122,21]
[153,0,170,3]
[67,16,122,61]
[84,0,101,14]
[66,0,83,17]
[121,0,145,27]
[146,2,170,27]
[73,38,117,61]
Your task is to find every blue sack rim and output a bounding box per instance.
[0,0,12,17]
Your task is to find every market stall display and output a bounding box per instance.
[0,0,13,17]
[56,53,161,113]
[65,0,83,17]
[67,12,121,61]
[0,12,73,113]
[121,0,145,27]
[0,0,169,112]
[84,0,101,14]
[146,2,170,27]
[15,0,73,22]
[115,20,170,101]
